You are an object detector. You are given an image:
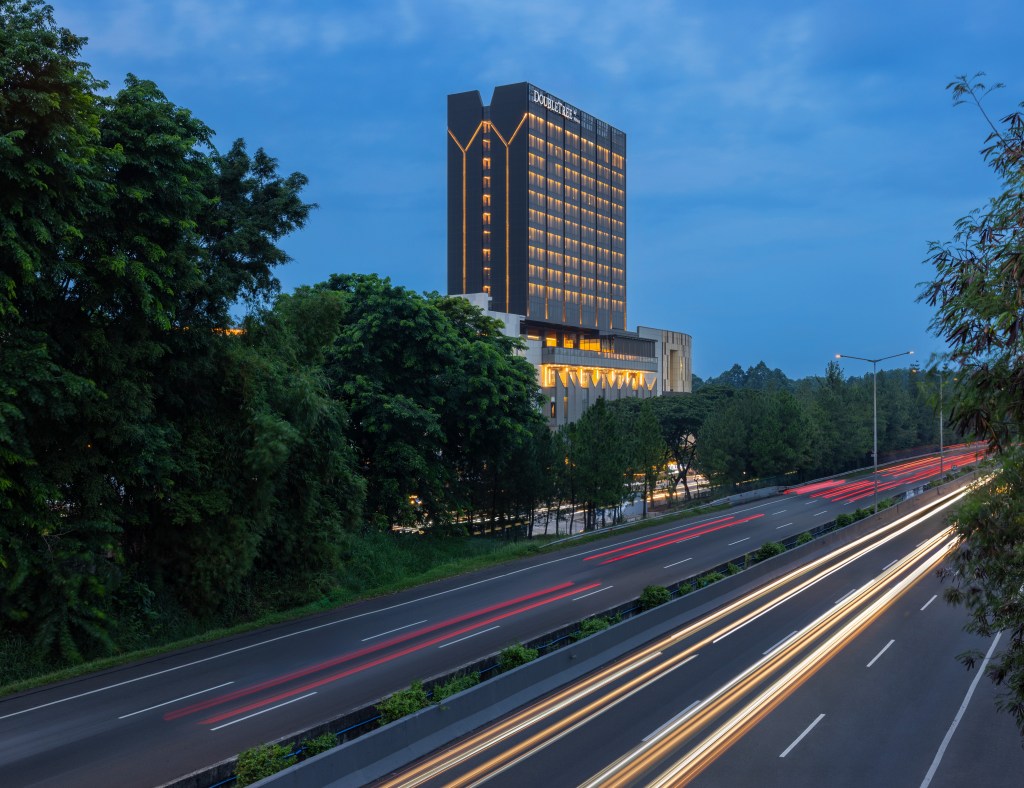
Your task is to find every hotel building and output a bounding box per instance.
[448,83,691,426]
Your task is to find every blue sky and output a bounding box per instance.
[51,0,1024,379]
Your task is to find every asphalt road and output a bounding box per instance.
[0,446,985,787]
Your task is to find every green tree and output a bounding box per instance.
[919,74,1024,734]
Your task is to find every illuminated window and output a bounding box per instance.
[482,157,491,170]
[482,212,491,226]
[482,194,491,207]
[482,138,491,151]
[482,176,491,188]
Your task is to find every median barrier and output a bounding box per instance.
[250,471,978,787]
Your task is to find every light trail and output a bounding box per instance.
[381,487,970,787]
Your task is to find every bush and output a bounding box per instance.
[572,616,612,641]
[726,562,742,576]
[433,673,480,702]
[852,508,870,521]
[300,732,337,758]
[235,743,295,786]
[753,542,785,563]
[696,572,725,588]
[499,643,539,672]
[795,532,814,546]
[835,513,853,527]
[639,585,671,610]
[377,681,431,725]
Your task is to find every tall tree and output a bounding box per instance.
[920,74,1024,734]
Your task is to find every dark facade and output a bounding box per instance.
[447,83,627,332]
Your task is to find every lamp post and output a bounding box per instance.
[910,364,956,477]
[835,350,914,514]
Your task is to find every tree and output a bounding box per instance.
[920,74,1024,735]
[649,387,731,500]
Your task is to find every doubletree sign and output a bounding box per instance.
[531,88,580,123]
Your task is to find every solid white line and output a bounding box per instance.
[764,631,798,656]
[209,692,317,731]
[920,632,1003,787]
[920,594,938,611]
[643,700,703,741]
[664,557,693,569]
[438,626,501,648]
[573,586,612,601]
[780,713,825,758]
[882,559,898,572]
[728,538,750,546]
[835,588,857,606]
[814,510,828,517]
[776,522,794,529]
[118,682,235,719]
[866,639,896,668]
[361,619,428,642]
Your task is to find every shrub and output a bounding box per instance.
[795,532,814,546]
[852,508,870,521]
[696,572,725,588]
[499,643,539,672]
[753,542,785,563]
[377,681,431,725]
[235,743,295,786]
[300,732,337,759]
[835,513,853,527]
[433,673,480,702]
[726,562,742,576]
[639,585,671,610]
[572,616,612,641]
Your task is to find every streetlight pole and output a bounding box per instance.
[835,350,914,514]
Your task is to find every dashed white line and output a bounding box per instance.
[805,501,815,505]
[664,557,693,569]
[882,559,898,572]
[771,510,788,515]
[776,522,794,529]
[643,700,703,741]
[210,692,317,731]
[763,631,798,656]
[780,713,825,758]
[835,588,857,606]
[361,620,428,642]
[921,594,938,611]
[438,626,501,648]
[813,510,828,517]
[118,682,235,719]
[866,639,895,668]
[728,538,750,546]
[573,586,612,601]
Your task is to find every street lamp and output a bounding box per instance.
[835,350,914,514]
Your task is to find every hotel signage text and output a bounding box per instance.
[531,88,580,123]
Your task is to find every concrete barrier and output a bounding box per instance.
[253,472,977,787]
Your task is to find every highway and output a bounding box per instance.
[0,446,986,787]
[376,472,1022,787]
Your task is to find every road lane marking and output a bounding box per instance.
[118,682,234,719]
[814,510,828,517]
[866,639,895,668]
[764,631,798,656]
[209,692,317,731]
[771,510,788,515]
[805,501,815,505]
[780,713,825,758]
[920,632,1003,787]
[573,586,612,601]
[361,620,428,642]
[438,626,501,648]
[835,588,857,605]
[728,538,750,546]
[664,557,692,569]
[882,559,898,571]
[776,522,793,529]
[920,594,938,611]
[643,700,703,742]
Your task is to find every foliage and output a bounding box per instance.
[752,543,786,563]
[638,585,671,610]
[432,673,480,702]
[498,643,539,672]
[234,743,295,787]
[796,532,814,546]
[300,732,337,758]
[920,74,1024,735]
[377,681,431,725]
[572,616,612,641]
[726,562,742,575]
[696,572,726,588]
